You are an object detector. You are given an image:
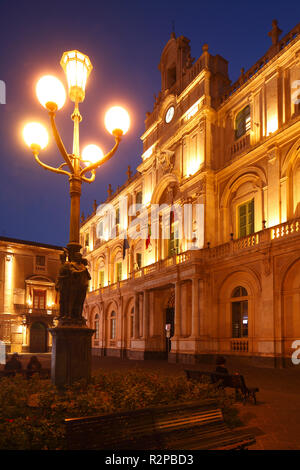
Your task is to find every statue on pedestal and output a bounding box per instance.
[55,249,91,325]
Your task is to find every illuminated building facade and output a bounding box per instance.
[82,21,300,367]
[0,237,62,353]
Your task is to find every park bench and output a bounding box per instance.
[64,399,256,450]
[184,370,259,405]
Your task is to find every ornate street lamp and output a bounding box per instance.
[23,50,130,388]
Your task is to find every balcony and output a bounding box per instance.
[14,304,58,316]
[87,217,300,298]
[230,133,250,158]
[231,339,248,352]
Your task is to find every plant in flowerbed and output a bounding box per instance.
[0,368,240,450]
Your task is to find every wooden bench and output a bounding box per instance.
[65,399,256,450]
[184,370,259,404]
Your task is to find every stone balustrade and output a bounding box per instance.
[87,217,300,298]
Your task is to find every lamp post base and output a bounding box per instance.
[49,324,94,389]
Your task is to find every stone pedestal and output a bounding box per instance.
[49,325,94,389]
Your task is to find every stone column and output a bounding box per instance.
[4,254,13,313]
[191,277,199,337]
[142,290,149,338]
[173,282,181,337]
[134,293,140,339]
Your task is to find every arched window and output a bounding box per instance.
[231,286,248,338]
[110,311,116,339]
[232,286,248,298]
[94,313,99,340]
[235,105,250,140]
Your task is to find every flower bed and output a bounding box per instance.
[0,369,240,450]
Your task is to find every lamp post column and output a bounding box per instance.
[68,176,82,256]
[23,51,130,389]
[67,102,82,258]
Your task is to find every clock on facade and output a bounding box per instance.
[165,106,175,123]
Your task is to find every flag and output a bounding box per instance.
[123,237,130,259]
[146,224,151,250]
[170,208,175,226]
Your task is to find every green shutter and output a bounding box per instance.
[99,270,104,287]
[235,105,250,139]
[238,199,254,238]
[116,262,122,282]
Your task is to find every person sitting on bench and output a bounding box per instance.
[4,353,22,373]
[215,356,229,374]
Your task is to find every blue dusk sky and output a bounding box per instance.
[0,0,298,246]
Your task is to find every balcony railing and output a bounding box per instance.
[231,339,248,352]
[87,217,300,297]
[231,133,250,157]
[220,23,300,104]
[14,305,58,316]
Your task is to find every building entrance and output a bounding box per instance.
[165,307,174,354]
[30,322,47,353]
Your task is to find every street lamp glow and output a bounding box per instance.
[105,106,130,137]
[82,144,104,166]
[23,122,49,152]
[60,50,93,103]
[36,75,66,111]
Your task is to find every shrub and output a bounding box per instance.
[0,369,239,450]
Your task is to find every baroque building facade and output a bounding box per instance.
[0,237,62,353]
[81,21,300,367]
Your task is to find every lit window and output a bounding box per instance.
[36,255,45,267]
[85,232,89,247]
[235,105,250,140]
[238,199,254,238]
[33,289,46,310]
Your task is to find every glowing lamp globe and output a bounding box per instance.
[36,75,66,111]
[82,144,104,166]
[105,106,130,137]
[23,122,49,152]
[60,50,93,103]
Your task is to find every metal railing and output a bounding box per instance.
[14,305,58,316]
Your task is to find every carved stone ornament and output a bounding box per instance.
[156,149,175,173]
[262,249,272,276]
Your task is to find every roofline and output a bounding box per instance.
[0,236,64,251]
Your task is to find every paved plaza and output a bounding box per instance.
[2,353,300,450]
